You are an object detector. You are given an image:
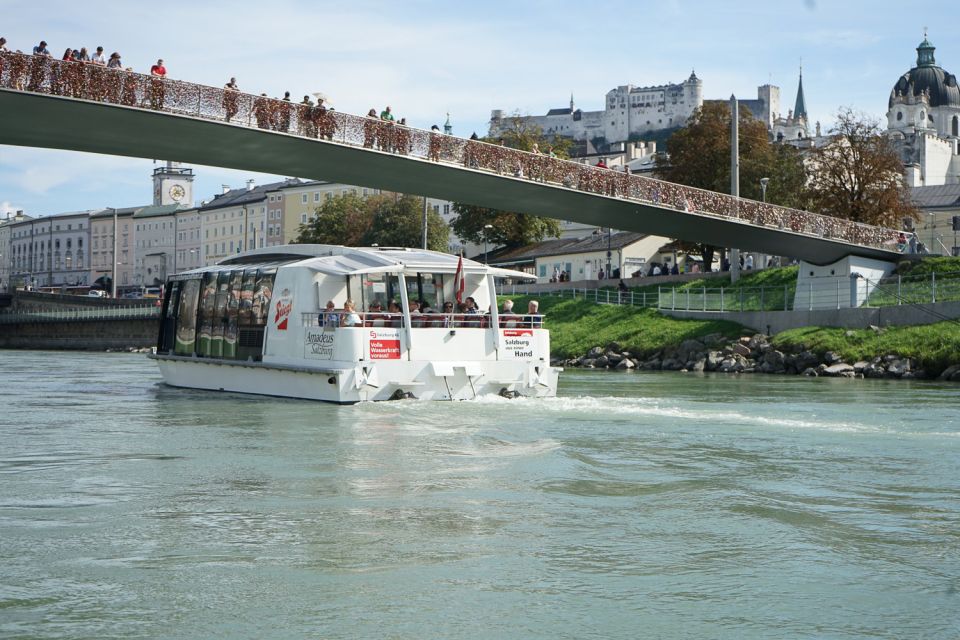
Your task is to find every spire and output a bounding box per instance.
[793,64,807,121]
[916,29,936,67]
[570,92,574,111]
[443,112,452,135]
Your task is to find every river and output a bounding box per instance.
[1,351,958,639]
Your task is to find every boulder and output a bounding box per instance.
[691,358,706,372]
[732,342,752,358]
[823,351,843,365]
[580,358,595,368]
[747,334,768,350]
[801,367,819,377]
[823,363,855,376]
[586,346,604,359]
[886,358,910,377]
[604,342,622,354]
[605,351,624,364]
[615,358,635,370]
[706,350,723,371]
[939,364,960,381]
[763,350,785,367]
[852,361,870,373]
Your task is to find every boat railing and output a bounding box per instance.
[303,311,544,329]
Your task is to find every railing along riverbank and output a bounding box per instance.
[0,51,906,252]
[499,270,960,313]
[0,304,161,324]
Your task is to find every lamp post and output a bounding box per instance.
[606,227,612,278]
[760,177,769,203]
[483,224,493,265]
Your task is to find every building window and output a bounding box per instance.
[301,213,307,223]
[301,194,308,204]
[954,116,959,137]
[314,192,320,202]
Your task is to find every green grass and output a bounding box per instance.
[505,295,745,359]
[894,256,960,277]
[770,322,960,374]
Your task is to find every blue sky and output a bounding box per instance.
[1,0,955,218]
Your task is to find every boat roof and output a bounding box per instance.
[189,244,531,279]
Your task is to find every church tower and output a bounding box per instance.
[793,65,808,121]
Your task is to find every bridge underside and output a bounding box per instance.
[0,90,900,265]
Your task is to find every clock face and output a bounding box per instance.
[169,184,186,202]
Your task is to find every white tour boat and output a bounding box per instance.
[150,245,561,403]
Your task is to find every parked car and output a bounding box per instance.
[87,289,108,298]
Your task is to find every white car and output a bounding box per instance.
[87,289,108,298]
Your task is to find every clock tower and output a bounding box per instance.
[152,161,195,206]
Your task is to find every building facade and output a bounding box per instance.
[134,205,184,287]
[9,211,95,289]
[174,207,202,273]
[0,211,32,291]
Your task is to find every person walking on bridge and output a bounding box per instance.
[223,77,240,122]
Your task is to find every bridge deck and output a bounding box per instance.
[0,53,904,265]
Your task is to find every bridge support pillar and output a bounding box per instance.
[794,256,896,310]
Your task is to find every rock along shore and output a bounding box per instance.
[556,332,960,382]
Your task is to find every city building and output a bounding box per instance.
[89,207,137,292]
[134,204,187,287]
[9,210,95,289]
[887,36,960,187]
[174,207,202,273]
[487,232,670,283]
[200,179,303,265]
[911,184,960,255]
[0,210,32,291]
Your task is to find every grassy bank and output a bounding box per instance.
[771,323,960,374]
[507,296,743,359]
[505,294,960,374]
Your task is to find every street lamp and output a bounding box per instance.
[483,224,493,265]
[606,227,612,278]
[759,177,769,203]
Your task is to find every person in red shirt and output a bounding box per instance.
[149,58,166,109]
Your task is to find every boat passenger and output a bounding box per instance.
[340,300,362,327]
[322,300,339,328]
[526,300,541,328]
[366,300,386,326]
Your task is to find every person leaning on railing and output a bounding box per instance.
[149,58,166,109]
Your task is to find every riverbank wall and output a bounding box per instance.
[0,318,158,350]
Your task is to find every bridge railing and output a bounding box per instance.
[0,51,905,252]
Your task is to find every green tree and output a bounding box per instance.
[295,192,370,245]
[296,193,449,252]
[656,101,808,265]
[805,108,917,227]
[362,194,449,252]
[452,115,567,249]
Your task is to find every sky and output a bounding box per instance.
[1,0,956,218]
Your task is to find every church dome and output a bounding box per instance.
[889,37,960,109]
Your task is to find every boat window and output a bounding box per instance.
[223,271,242,359]
[359,273,390,310]
[174,279,201,355]
[406,272,442,311]
[210,271,231,358]
[251,268,275,326]
[238,269,256,327]
[198,272,218,357]
[158,280,181,353]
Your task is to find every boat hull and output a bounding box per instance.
[150,354,560,403]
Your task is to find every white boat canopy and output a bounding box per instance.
[218,244,531,279]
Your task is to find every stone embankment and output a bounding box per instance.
[558,333,960,382]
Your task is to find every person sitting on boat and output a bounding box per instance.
[365,300,386,326]
[464,297,480,314]
[340,300,362,327]
[526,300,541,328]
[322,300,339,328]
[387,300,402,327]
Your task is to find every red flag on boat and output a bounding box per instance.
[455,254,465,304]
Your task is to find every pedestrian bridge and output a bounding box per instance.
[0,51,904,265]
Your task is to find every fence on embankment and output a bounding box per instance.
[0,293,160,350]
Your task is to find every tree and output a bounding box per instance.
[452,115,567,249]
[295,192,370,245]
[362,194,449,252]
[451,204,561,248]
[296,193,449,252]
[805,108,916,227]
[655,101,807,266]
